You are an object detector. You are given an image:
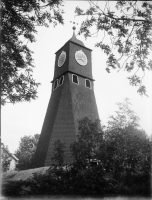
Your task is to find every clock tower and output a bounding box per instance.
[34,27,100,167]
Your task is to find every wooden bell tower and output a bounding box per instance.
[34,26,100,167]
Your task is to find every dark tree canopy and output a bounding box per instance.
[101,98,151,174]
[75,1,152,95]
[70,99,151,176]
[70,117,103,168]
[2,102,151,195]
[15,134,39,170]
[101,126,151,174]
[1,0,64,105]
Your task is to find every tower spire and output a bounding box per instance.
[70,20,78,38]
[70,20,84,46]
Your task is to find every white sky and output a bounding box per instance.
[2,1,152,153]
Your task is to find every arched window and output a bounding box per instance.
[85,79,91,89]
[59,76,64,86]
[53,79,58,90]
[72,74,79,85]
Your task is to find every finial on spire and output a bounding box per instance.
[69,19,84,46]
[70,21,78,32]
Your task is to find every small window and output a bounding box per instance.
[59,76,64,86]
[85,79,91,89]
[72,74,79,84]
[53,79,58,90]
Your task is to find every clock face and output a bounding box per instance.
[58,51,66,67]
[75,50,87,66]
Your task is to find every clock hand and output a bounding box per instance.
[78,58,84,61]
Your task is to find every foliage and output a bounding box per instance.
[101,126,151,175]
[1,0,64,105]
[15,134,39,170]
[1,143,11,172]
[3,100,151,196]
[70,117,103,168]
[70,103,151,194]
[107,98,140,129]
[51,140,65,167]
[101,98,151,174]
[75,1,152,95]
[2,165,150,197]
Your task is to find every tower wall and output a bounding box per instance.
[44,74,76,165]
[70,75,99,131]
[34,72,99,167]
[53,45,70,80]
[69,43,93,79]
[33,78,64,167]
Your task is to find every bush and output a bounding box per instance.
[2,166,151,197]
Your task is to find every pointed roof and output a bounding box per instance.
[2,144,19,161]
[69,30,85,47]
[55,27,92,54]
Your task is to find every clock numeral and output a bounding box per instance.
[75,50,87,66]
[58,51,66,67]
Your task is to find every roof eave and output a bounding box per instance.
[55,40,92,54]
[51,70,95,83]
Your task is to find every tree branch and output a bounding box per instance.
[89,0,152,24]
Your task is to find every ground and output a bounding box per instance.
[2,166,50,182]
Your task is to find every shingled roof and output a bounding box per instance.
[68,30,85,47]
